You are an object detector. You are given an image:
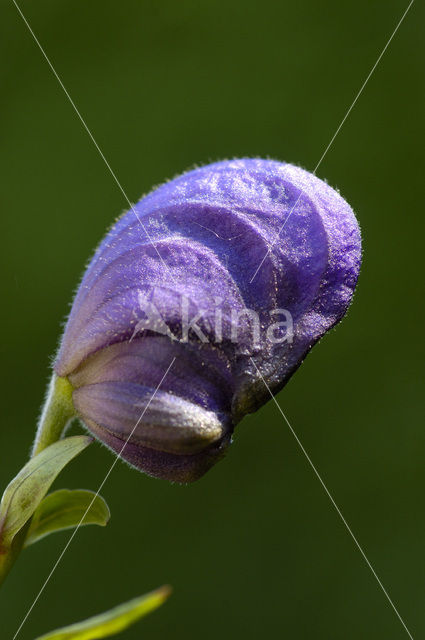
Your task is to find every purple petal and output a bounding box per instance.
[55,159,361,481]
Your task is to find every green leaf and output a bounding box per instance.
[0,436,92,547]
[25,489,110,547]
[34,586,172,640]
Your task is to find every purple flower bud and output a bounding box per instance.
[55,159,361,483]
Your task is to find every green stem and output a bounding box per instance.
[32,374,75,457]
[0,374,75,587]
[0,522,30,586]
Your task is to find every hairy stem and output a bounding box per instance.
[0,374,76,587]
[32,374,75,457]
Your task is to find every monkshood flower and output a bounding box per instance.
[52,159,361,483]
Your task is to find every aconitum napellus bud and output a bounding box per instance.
[55,159,361,482]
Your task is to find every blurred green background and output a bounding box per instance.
[1,1,424,638]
